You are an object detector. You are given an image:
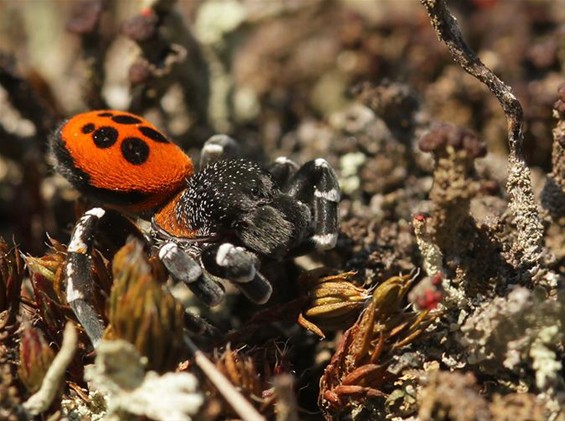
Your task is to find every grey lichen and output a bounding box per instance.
[461,286,565,396]
[84,340,203,421]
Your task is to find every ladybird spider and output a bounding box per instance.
[51,110,340,345]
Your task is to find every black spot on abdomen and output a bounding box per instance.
[81,123,95,134]
[121,137,149,165]
[112,115,142,125]
[92,126,118,148]
[138,126,169,143]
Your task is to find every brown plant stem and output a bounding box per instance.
[420,0,544,273]
[184,334,265,421]
[22,323,78,416]
[66,0,111,109]
[274,374,299,421]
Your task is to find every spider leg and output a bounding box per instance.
[158,242,225,306]
[199,134,240,168]
[284,158,340,255]
[65,207,107,346]
[267,156,299,187]
[200,243,273,304]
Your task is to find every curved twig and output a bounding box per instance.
[420,0,544,273]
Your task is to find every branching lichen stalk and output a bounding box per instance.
[420,0,544,272]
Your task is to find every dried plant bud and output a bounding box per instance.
[372,273,414,317]
[24,238,66,286]
[214,345,263,402]
[25,240,72,336]
[0,239,24,330]
[319,272,441,418]
[107,239,185,372]
[203,343,286,418]
[298,268,369,338]
[18,325,55,393]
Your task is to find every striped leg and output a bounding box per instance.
[158,241,225,306]
[200,243,273,304]
[65,207,107,346]
[284,158,340,255]
[267,156,299,187]
[199,134,240,168]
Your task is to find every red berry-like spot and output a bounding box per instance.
[413,214,427,222]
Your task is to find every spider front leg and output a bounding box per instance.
[278,158,340,255]
[65,207,108,346]
[201,243,273,304]
[158,241,225,306]
[159,241,272,305]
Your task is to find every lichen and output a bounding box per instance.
[461,286,565,399]
[84,340,203,421]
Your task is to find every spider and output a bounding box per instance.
[51,110,340,345]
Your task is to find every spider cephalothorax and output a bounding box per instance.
[155,158,312,258]
[52,110,340,345]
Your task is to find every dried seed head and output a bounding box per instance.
[18,325,55,393]
[24,238,66,294]
[203,343,286,418]
[107,239,185,372]
[299,268,369,338]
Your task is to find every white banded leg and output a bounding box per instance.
[200,243,273,304]
[158,241,225,306]
[199,134,240,168]
[65,207,107,346]
[284,158,340,254]
[268,156,299,187]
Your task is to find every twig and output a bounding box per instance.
[274,374,299,421]
[184,334,265,421]
[22,323,78,416]
[66,0,111,109]
[124,1,210,126]
[0,53,58,140]
[420,0,544,272]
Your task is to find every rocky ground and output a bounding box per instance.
[0,0,564,420]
